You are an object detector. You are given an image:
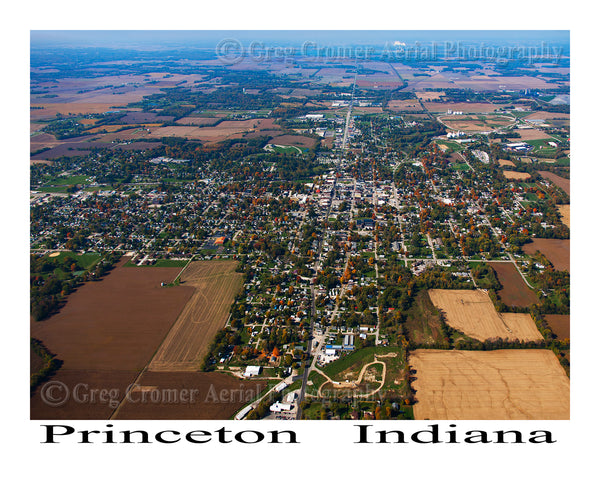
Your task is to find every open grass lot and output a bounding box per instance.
[149,260,244,372]
[320,346,409,400]
[44,251,101,270]
[522,239,570,272]
[410,349,570,420]
[404,290,448,346]
[428,289,541,341]
[489,262,539,307]
[113,371,265,420]
[30,258,194,419]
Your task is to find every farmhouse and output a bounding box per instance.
[244,366,261,377]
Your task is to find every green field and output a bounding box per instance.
[269,144,304,154]
[45,174,93,186]
[451,163,470,171]
[124,258,190,268]
[435,140,463,153]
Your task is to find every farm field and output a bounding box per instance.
[439,114,514,132]
[149,118,279,143]
[428,289,541,341]
[489,262,539,307]
[557,204,570,228]
[30,103,136,119]
[268,134,317,149]
[386,99,423,111]
[410,349,570,420]
[543,314,570,340]
[425,102,500,113]
[503,171,531,180]
[113,371,265,420]
[30,257,194,419]
[498,159,516,167]
[522,239,570,272]
[148,260,244,372]
[175,115,223,126]
[510,128,552,140]
[539,170,570,195]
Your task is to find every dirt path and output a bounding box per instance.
[316,358,387,398]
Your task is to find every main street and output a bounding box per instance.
[296,72,356,419]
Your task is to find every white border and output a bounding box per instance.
[4,1,597,477]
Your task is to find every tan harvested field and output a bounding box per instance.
[544,314,570,340]
[440,114,514,132]
[557,204,570,228]
[523,239,570,272]
[410,349,570,419]
[415,91,445,101]
[503,171,531,180]
[428,289,542,342]
[149,260,244,372]
[114,371,265,420]
[30,132,62,150]
[353,106,385,114]
[85,124,135,134]
[415,92,446,102]
[425,102,499,113]
[511,128,552,140]
[175,116,223,126]
[524,111,570,121]
[498,159,516,167]
[386,100,423,111]
[539,171,570,195]
[453,75,554,91]
[31,103,135,118]
[149,118,279,143]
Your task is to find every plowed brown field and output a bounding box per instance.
[522,239,570,272]
[489,262,539,307]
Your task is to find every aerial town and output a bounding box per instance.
[30,31,570,422]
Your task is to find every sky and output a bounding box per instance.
[30,30,570,51]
